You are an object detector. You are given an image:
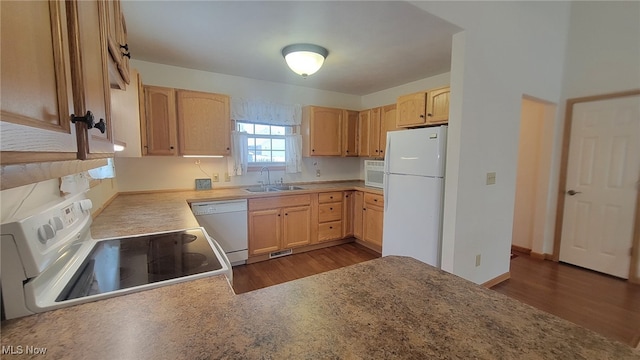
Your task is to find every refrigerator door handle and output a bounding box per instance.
[383,136,390,211]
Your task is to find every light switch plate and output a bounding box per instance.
[195,178,212,190]
[486,172,496,185]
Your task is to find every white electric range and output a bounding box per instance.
[1,192,232,320]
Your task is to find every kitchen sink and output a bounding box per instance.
[244,185,305,192]
[269,185,305,191]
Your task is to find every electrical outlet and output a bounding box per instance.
[486,172,496,185]
[224,172,231,182]
[194,159,201,165]
[475,254,481,267]
[212,173,219,182]
[316,169,321,177]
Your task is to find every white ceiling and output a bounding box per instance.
[121,1,461,96]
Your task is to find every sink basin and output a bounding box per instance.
[244,186,280,193]
[244,185,305,192]
[269,185,305,191]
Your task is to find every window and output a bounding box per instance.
[237,122,293,165]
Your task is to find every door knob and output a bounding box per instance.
[567,190,582,196]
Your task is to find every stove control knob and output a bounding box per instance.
[78,199,93,212]
[49,216,64,231]
[37,224,56,244]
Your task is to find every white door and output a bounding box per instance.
[559,95,640,278]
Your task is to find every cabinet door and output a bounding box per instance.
[353,191,364,239]
[357,110,371,157]
[177,90,230,156]
[282,206,311,248]
[343,191,355,238]
[303,106,342,156]
[105,0,129,88]
[397,92,427,128]
[363,204,384,248]
[68,0,114,159]
[426,87,450,124]
[342,110,359,157]
[0,0,78,164]
[110,69,142,157]
[248,209,281,256]
[370,107,382,158]
[378,104,397,159]
[143,86,177,156]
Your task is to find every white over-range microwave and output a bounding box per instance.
[364,160,384,188]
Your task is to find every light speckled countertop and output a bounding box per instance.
[90,180,380,238]
[1,257,637,359]
[2,182,637,358]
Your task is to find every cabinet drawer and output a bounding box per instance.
[318,202,342,223]
[318,191,343,203]
[318,221,342,242]
[249,194,311,211]
[364,193,384,206]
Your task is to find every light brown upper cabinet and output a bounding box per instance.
[1,0,77,164]
[68,0,114,159]
[142,86,178,156]
[302,106,342,156]
[176,90,230,156]
[358,104,396,159]
[397,86,450,128]
[105,0,130,89]
[1,0,114,166]
[342,110,359,157]
[358,110,372,157]
[378,104,398,158]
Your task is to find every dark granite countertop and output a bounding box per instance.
[1,256,637,359]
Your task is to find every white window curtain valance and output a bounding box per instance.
[284,134,303,174]
[227,131,249,176]
[231,98,302,126]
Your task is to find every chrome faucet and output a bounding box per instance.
[260,166,271,186]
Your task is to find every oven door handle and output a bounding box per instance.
[206,232,233,284]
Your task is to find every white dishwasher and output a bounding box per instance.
[191,199,248,266]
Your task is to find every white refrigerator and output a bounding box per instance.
[382,125,447,268]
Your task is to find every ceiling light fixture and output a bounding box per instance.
[281,44,329,78]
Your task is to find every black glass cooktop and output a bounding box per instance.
[56,228,223,301]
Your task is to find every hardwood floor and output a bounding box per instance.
[232,242,380,294]
[232,245,640,348]
[492,252,640,348]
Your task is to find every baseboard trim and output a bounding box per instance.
[511,245,531,254]
[353,239,382,254]
[246,238,354,264]
[482,272,510,288]
[530,251,553,260]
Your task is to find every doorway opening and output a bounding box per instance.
[512,96,557,259]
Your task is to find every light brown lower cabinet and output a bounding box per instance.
[353,191,364,239]
[353,191,384,251]
[248,195,311,256]
[317,191,344,242]
[343,191,355,238]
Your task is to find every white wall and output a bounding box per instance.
[559,1,640,279]
[115,156,361,192]
[361,72,450,109]
[131,60,362,109]
[0,175,118,223]
[412,1,572,284]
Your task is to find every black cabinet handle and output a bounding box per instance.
[123,52,131,59]
[374,199,378,202]
[285,213,288,216]
[427,113,432,117]
[120,44,129,51]
[226,147,230,151]
[70,110,94,128]
[329,207,333,211]
[71,111,104,133]
[420,114,425,118]
[329,226,333,229]
[312,149,315,152]
[278,214,281,217]
[94,119,106,134]
[170,146,174,150]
